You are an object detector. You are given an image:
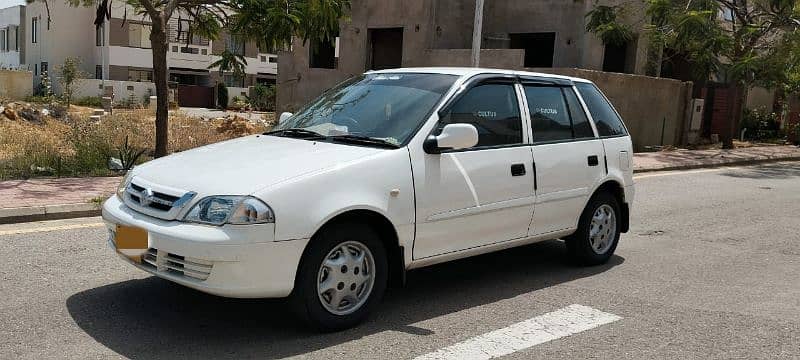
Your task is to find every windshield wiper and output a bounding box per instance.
[328,134,400,149]
[264,128,326,139]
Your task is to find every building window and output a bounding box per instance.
[180,46,199,54]
[34,63,37,76]
[173,19,209,46]
[309,37,336,69]
[223,74,244,87]
[95,65,103,79]
[128,23,152,48]
[128,68,153,82]
[41,62,48,74]
[10,25,18,51]
[225,34,245,56]
[96,23,104,46]
[0,29,7,52]
[260,55,266,62]
[31,17,38,44]
[269,56,277,63]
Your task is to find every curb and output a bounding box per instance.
[633,155,800,174]
[0,203,101,225]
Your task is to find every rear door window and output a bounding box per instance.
[523,86,571,142]
[523,85,597,143]
[575,82,627,136]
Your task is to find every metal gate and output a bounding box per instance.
[701,83,743,139]
[177,84,214,108]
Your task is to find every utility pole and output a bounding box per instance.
[470,0,484,67]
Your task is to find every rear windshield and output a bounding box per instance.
[575,83,627,137]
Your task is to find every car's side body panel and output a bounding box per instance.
[254,148,417,262]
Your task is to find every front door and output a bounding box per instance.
[522,84,606,235]
[413,81,536,259]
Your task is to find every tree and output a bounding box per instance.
[587,0,800,148]
[58,57,83,107]
[42,0,349,157]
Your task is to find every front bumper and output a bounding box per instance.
[102,195,308,298]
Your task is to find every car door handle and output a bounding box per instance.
[510,163,526,176]
[587,155,599,166]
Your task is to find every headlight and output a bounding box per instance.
[183,196,274,225]
[116,172,134,199]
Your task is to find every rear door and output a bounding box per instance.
[523,83,606,236]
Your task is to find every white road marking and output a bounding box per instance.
[413,304,621,360]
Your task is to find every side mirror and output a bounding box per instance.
[278,112,293,124]
[424,124,479,153]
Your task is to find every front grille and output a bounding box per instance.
[141,248,213,281]
[123,180,196,220]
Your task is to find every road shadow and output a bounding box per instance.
[718,161,800,179]
[66,240,623,359]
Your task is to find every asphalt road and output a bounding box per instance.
[2,162,800,359]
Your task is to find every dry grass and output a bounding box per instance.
[0,108,268,180]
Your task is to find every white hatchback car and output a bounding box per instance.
[103,67,634,331]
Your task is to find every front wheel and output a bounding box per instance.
[291,222,387,331]
[565,192,621,265]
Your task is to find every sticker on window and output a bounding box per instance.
[535,108,558,115]
[475,110,497,118]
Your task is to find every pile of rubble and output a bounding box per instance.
[215,115,258,136]
[0,101,65,124]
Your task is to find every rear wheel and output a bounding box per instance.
[566,192,621,265]
[291,222,387,331]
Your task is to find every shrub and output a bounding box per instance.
[73,96,104,108]
[740,107,780,140]
[247,84,276,111]
[217,83,229,109]
[229,96,249,111]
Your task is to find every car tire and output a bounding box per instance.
[565,192,621,266]
[291,222,388,332]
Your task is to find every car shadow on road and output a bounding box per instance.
[66,240,623,359]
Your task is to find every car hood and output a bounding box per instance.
[131,135,384,196]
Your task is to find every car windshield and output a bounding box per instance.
[273,73,458,146]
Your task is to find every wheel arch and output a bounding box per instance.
[590,180,630,233]
[303,208,406,288]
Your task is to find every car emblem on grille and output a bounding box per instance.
[139,188,155,207]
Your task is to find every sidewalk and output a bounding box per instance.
[0,176,120,224]
[1,145,799,223]
[633,145,800,172]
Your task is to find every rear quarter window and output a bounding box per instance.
[575,82,627,137]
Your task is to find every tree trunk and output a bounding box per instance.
[150,14,170,158]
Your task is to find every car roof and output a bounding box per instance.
[367,67,593,84]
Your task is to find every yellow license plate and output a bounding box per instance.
[114,225,148,262]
